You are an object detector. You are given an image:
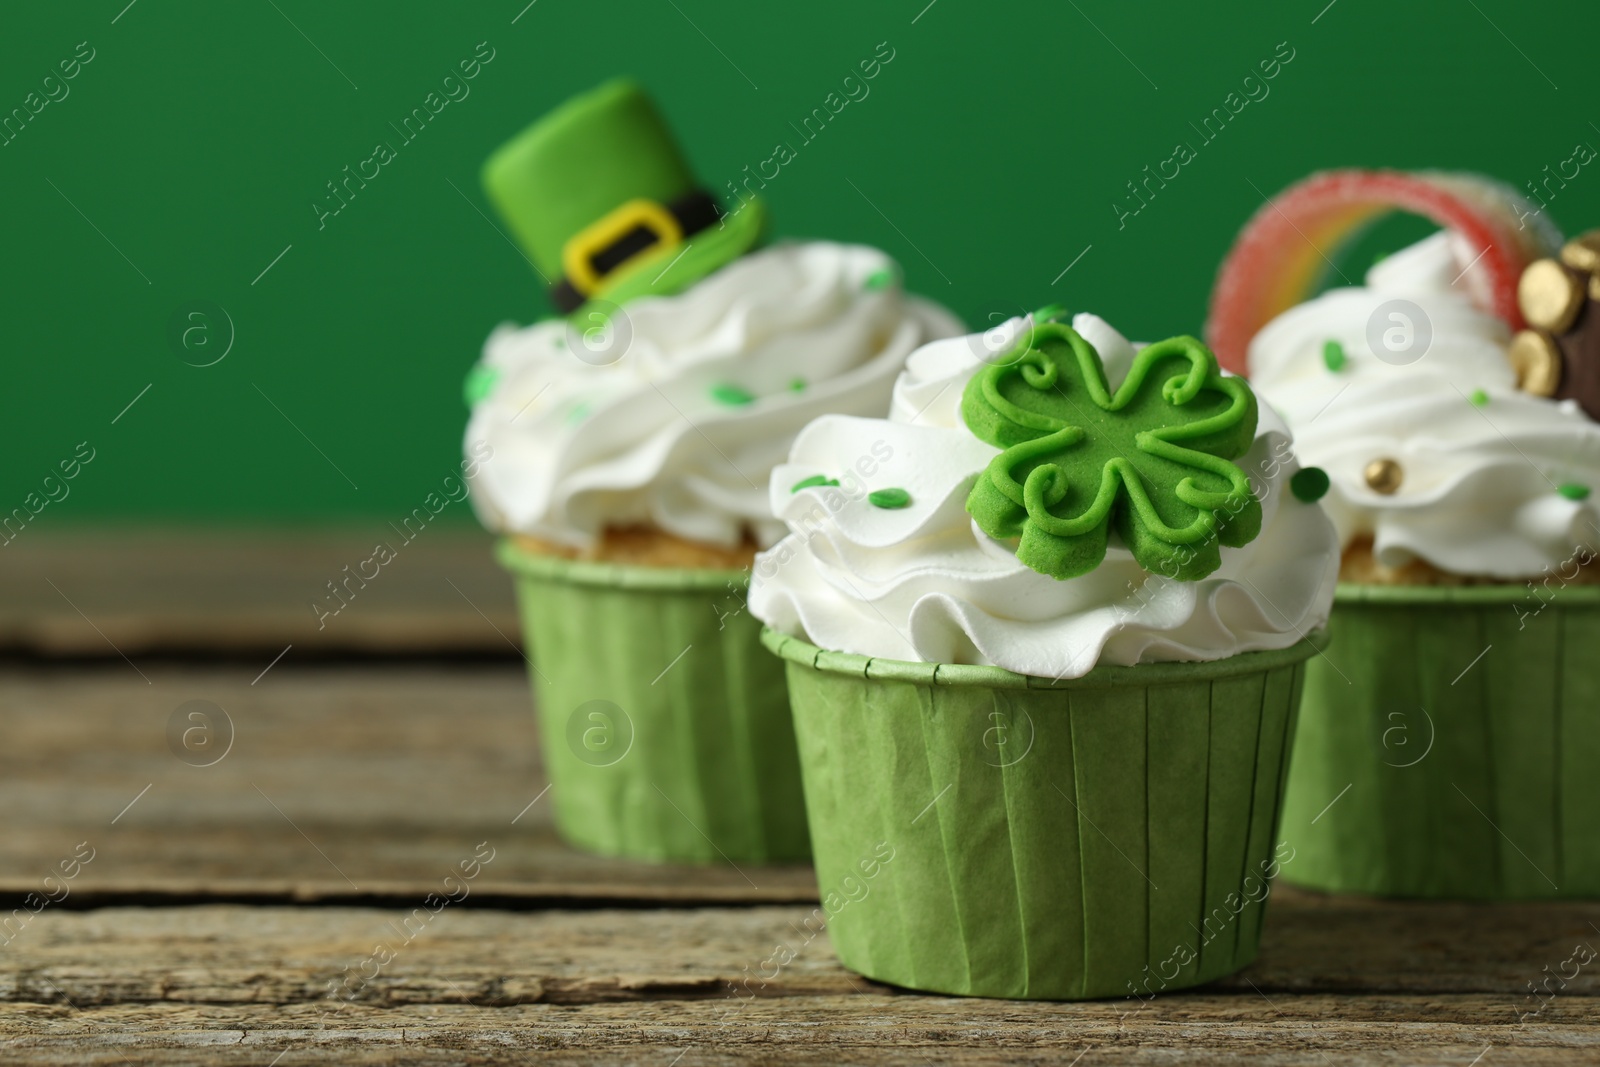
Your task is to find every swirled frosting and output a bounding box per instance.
[1249,232,1600,578]
[463,242,963,549]
[748,314,1340,678]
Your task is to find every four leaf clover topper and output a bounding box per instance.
[962,321,1262,581]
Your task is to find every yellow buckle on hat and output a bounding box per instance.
[561,199,683,298]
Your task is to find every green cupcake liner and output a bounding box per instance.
[1279,582,1600,900]
[497,541,809,864]
[763,628,1318,1000]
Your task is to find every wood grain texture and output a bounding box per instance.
[0,998,1588,1067]
[0,905,1594,1065]
[3,901,1599,1003]
[0,665,816,904]
[1,996,1594,1066]
[0,527,518,655]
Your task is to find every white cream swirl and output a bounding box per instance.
[463,242,963,549]
[1249,232,1600,578]
[748,314,1340,678]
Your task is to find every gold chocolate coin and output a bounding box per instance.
[1519,258,1584,333]
[1508,329,1563,397]
[1560,230,1600,274]
[1363,458,1403,495]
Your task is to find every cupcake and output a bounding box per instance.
[1210,169,1600,898]
[749,311,1338,998]
[463,80,961,864]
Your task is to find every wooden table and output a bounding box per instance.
[2,531,1597,1064]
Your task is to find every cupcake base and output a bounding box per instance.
[511,526,759,570]
[763,629,1317,1000]
[1279,582,1600,900]
[498,540,809,865]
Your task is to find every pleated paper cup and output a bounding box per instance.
[1279,583,1600,900]
[497,541,809,864]
[762,628,1318,1000]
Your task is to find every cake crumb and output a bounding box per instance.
[514,525,759,569]
[1340,536,1600,586]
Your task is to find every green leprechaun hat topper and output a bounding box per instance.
[481,79,766,315]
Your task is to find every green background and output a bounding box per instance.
[4,0,1596,522]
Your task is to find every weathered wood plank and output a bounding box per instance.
[0,906,1594,1065]
[1,902,1596,1005]
[0,527,517,655]
[0,996,1593,1065]
[6,902,1593,1011]
[0,665,816,903]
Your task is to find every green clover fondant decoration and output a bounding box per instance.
[962,322,1262,581]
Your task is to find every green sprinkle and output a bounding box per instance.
[710,383,755,406]
[566,401,591,424]
[791,475,840,493]
[552,334,565,348]
[863,268,894,291]
[868,487,912,509]
[1322,340,1346,372]
[1290,467,1331,503]
[1031,303,1068,324]
[1559,483,1590,501]
[788,377,807,392]
[462,365,500,407]
[1469,389,1490,407]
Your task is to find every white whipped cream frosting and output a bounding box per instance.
[463,242,964,548]
[748,314,1340,678]
[1248,232,1600,578]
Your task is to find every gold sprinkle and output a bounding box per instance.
[1364,458,1404,495]
[1519,258,1584,333]
[1508,329,1563,397]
